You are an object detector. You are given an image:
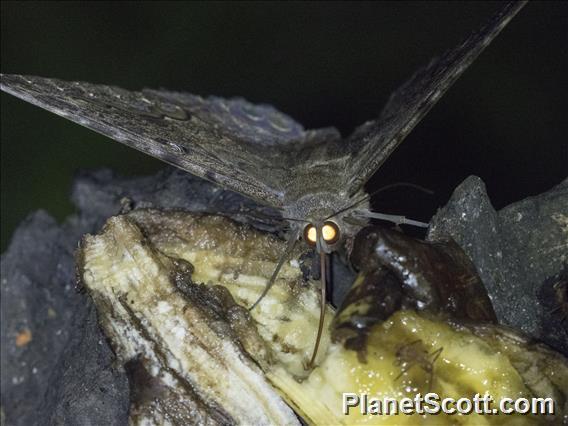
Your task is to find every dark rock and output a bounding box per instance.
[39,303,129,426]
[0,211,129,426]
[71,168,283,234]
[428,175,568,355]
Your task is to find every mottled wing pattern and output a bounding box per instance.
[343,1,527,195]
[0,74,339,207]
[1,2,526,209]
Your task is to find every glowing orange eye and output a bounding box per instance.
[322,221,340,244]
[304,224,317,245]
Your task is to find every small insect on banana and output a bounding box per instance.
[394,340,444,393]
[0,2,527,368]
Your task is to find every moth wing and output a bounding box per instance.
[0,74,338,207]
[343,1,527,195]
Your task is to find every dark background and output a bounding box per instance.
[1,1,566,251]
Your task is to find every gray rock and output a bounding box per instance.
[428,175,567,354]
[0,211,129,426]
[39,303,130,426]
[71,168,283,234]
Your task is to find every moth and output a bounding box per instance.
[0,2,526,367]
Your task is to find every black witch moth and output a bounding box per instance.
[0,2,527,365]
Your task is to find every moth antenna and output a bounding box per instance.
[325,182,434,220]
[280,216,308,223]
[249,211,303,225]
[308,249,327,369]
[249,229,300,311]
[353,210,429,228]
[367,182,434,199]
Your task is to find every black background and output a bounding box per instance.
[1,1,567,250]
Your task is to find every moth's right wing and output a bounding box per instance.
[1,74,337,208]
[342,1,527,195]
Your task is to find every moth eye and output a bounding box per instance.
[322,221,340,244]
[303,224,317,246]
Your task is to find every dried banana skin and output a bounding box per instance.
[79,210,568,425]
[79,212,304,426]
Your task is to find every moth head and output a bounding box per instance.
[285,191,370,253]
[303,221,340,252]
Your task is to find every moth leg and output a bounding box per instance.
[354,211,429,228]
[343,215,369,228]
[249,229,300,310]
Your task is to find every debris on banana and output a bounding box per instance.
[78,209,568,425]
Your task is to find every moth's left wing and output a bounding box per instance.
[0,74,338,207]
[343,1,527,195]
